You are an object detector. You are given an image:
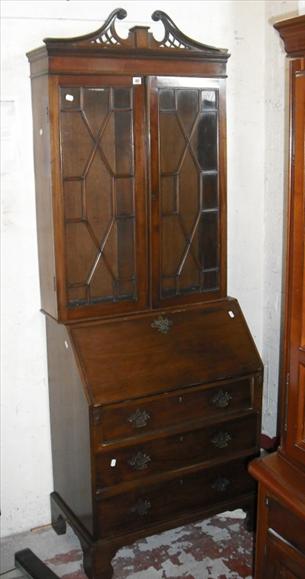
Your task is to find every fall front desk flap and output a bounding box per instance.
[70,298,262,405]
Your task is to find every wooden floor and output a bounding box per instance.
[1,510,254,578]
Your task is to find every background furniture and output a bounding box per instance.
[27,10,263,578]
[15,549,59,579]
[249,15,305,579]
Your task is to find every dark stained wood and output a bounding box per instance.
[264,530,305,579]
[28,14,230,322]
[150,76,227,306]
[94,374,258,444]
[249,455,305,577]
[249,453,305,522]
[29,9,229,61]
[47,75,150,322]
[96,457,256,538]
[95,412,259,489]
[15,549,60,579]
[70,299,262,404]
[30,75,58,319]
[281,58,305,468]
[274,14,305,56]
[46,318,93,534]
[51,487,256,579]
[268,497,305,553]
[249,16,305,578]
[31,53,228,80]
[218,79,228,297]
[28,11,262,579]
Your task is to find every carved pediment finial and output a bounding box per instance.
[44,7,128,47]
[151,10,226,53]
[89,7,127,46]
[43,7,228,58]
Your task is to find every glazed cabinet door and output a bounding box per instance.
[53,76,148,321]
[283,60,305,467]
[150,76,226,307]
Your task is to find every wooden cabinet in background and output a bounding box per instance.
[27,9,263,578]
[249,14,305,579]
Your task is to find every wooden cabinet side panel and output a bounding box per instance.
[253,484,269,578]
[281,59,305,467]
[31,75,58,318]
[46,317,93,535]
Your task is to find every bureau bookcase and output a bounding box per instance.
[249,16,305,578]
[27,9,263,578]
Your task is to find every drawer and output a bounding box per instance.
[95,412,259,488]
[96,458,256,538]
[267,497,305,554]
[93,375,256,445]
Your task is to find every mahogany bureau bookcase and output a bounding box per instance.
[27,9,263,578]
[249,15,305,579]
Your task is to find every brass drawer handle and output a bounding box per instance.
[211,431,232,448]
[211,390,232,408]
[128,451,151,471]
[128,408,151,429]
[211,477,230,493]
[151,315,173,334]
[130,498,151,516]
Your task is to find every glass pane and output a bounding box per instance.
[83,88,110,137]
[116,218,135,281]
[116,178,134,217]
[61,112,93,177]
[162,276,177,297]
[179,150,199,234]
[60,85,137,307]
[159,89,175,111]
[202,173,218,209]
[201,90,217,110]
[68,285,87,304]
[118,279,135,299]
[158,83,220,299]
[199,211,219,270]
[113,88,131,109]
[61,88,81,110]
[161,215,185,277]
[159,113,185,173]
[63,180,83,219]
[203,269,219,291]
[161,176,177,215]
[89,259,115,302]
[101,111,133,175]
[191,112,218,171]
[86,153,113,241]
[65,222,97,285]
[178,252,200,293]
[177,90,198,135]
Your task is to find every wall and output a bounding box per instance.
[261,0,296,435]
[0,0,298,537]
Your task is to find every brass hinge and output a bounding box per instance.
[265,496,269,508]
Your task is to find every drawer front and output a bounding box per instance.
[94,375,256,445]
[95,413,259,488]
[96,458,256,537]
[268,498,305,554]
[264,530,305,579]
